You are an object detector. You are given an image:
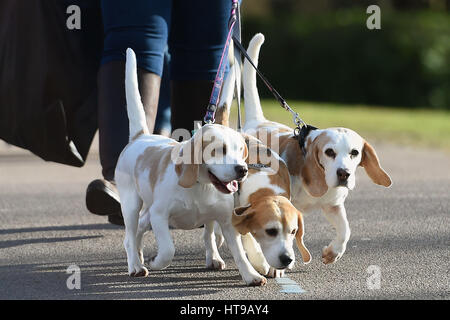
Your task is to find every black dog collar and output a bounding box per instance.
[297,124,318,156]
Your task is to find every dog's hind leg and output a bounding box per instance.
[204,221,226,270]
[136,206,151,264]
[120,188,148,277]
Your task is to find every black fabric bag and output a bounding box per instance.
[0,0,103,167]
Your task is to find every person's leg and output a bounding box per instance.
[86,0,171,224]
[154,48,172,137]
[169,0,232,133]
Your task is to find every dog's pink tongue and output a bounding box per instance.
[226,180,239,193]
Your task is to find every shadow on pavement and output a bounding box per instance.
[0,258,245,299]
[0,223,122,235]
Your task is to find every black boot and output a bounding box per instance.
[170,80,214,133]
[86,61,161,225]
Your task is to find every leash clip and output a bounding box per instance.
[203,104,217,124]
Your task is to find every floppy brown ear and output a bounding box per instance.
[175,138,201,188]
[242,139,249,161]
[175,163,199,188]
[278,160,291,199]
[301,142,328,197]
[232,204,255,235]
[360,141,392,187]
[296,211,311,264]
[241,133,260,164]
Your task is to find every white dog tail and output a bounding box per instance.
[243,33,266,123]
[125,48,149,141]
[216,42,241,127]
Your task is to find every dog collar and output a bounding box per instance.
[297,124,318,156]
[247,163,271,170]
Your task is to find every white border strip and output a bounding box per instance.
[275,277,306,294]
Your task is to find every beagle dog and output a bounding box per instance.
[115,49,267,286]
[233,135,312,277]
[241,34,393,264]
[204,66,311,278]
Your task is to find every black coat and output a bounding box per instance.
[0,0,103,167]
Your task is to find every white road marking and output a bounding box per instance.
[275,277,306,294]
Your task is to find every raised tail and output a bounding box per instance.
[216,42,240,127]
[125,48,150,141]
[243,33,266,123]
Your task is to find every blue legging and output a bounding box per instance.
[101,0,232,81]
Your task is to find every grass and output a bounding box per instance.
[229,99,450,152]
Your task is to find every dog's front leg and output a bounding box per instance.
[241,233,270,276]
[204,222,226,270]
[148,213,175,270]
[241,234,285,278]
[219,222,267,286]
[321,204,351,264]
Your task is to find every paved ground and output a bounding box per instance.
[0,140,449,300]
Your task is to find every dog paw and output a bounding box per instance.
[129,266,149,277]
[253,263,270,276]
[206,258,226,270]
[248,254,270,276]
[249,275,267,287]
[267,267,285,278]
[322,245,342,264]
[244,274,267,287]
[147,254,172,270]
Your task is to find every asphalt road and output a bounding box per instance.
[0,141,449,300]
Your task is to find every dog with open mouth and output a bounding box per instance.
[115,48,267,286]
[204,60,311,278]
[241,34,393,264]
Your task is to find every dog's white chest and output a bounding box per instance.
[291,177,348,212]
[167,184,233,229]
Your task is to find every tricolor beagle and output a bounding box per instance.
[115,48,267,286]
[241,34,392,264]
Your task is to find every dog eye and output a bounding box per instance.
[291,229,296,235]
[325,148,336,158]
[350,149,359,157]
[265,228,278,237]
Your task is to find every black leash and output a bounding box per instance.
[232,36,318,154]
[232,4,243,132]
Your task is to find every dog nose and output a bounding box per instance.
[234,165,248,178]
[279,253,293,267]
[337,168,350,182]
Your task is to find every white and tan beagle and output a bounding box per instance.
[234,136,311,277]
[240,34,393,264]
[115,48,267,286]
[205,134,312,278]
[205,68,311,278]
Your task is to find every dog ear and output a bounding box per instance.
[296,211,311,264]
[241,133,259,164]
[360,141,392,187]
[278,160,291,199]
[301,140,328,197]
[175,163,199,188]
[242,139,249,161]
[175,138,201,188]
[232,204,255,235]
